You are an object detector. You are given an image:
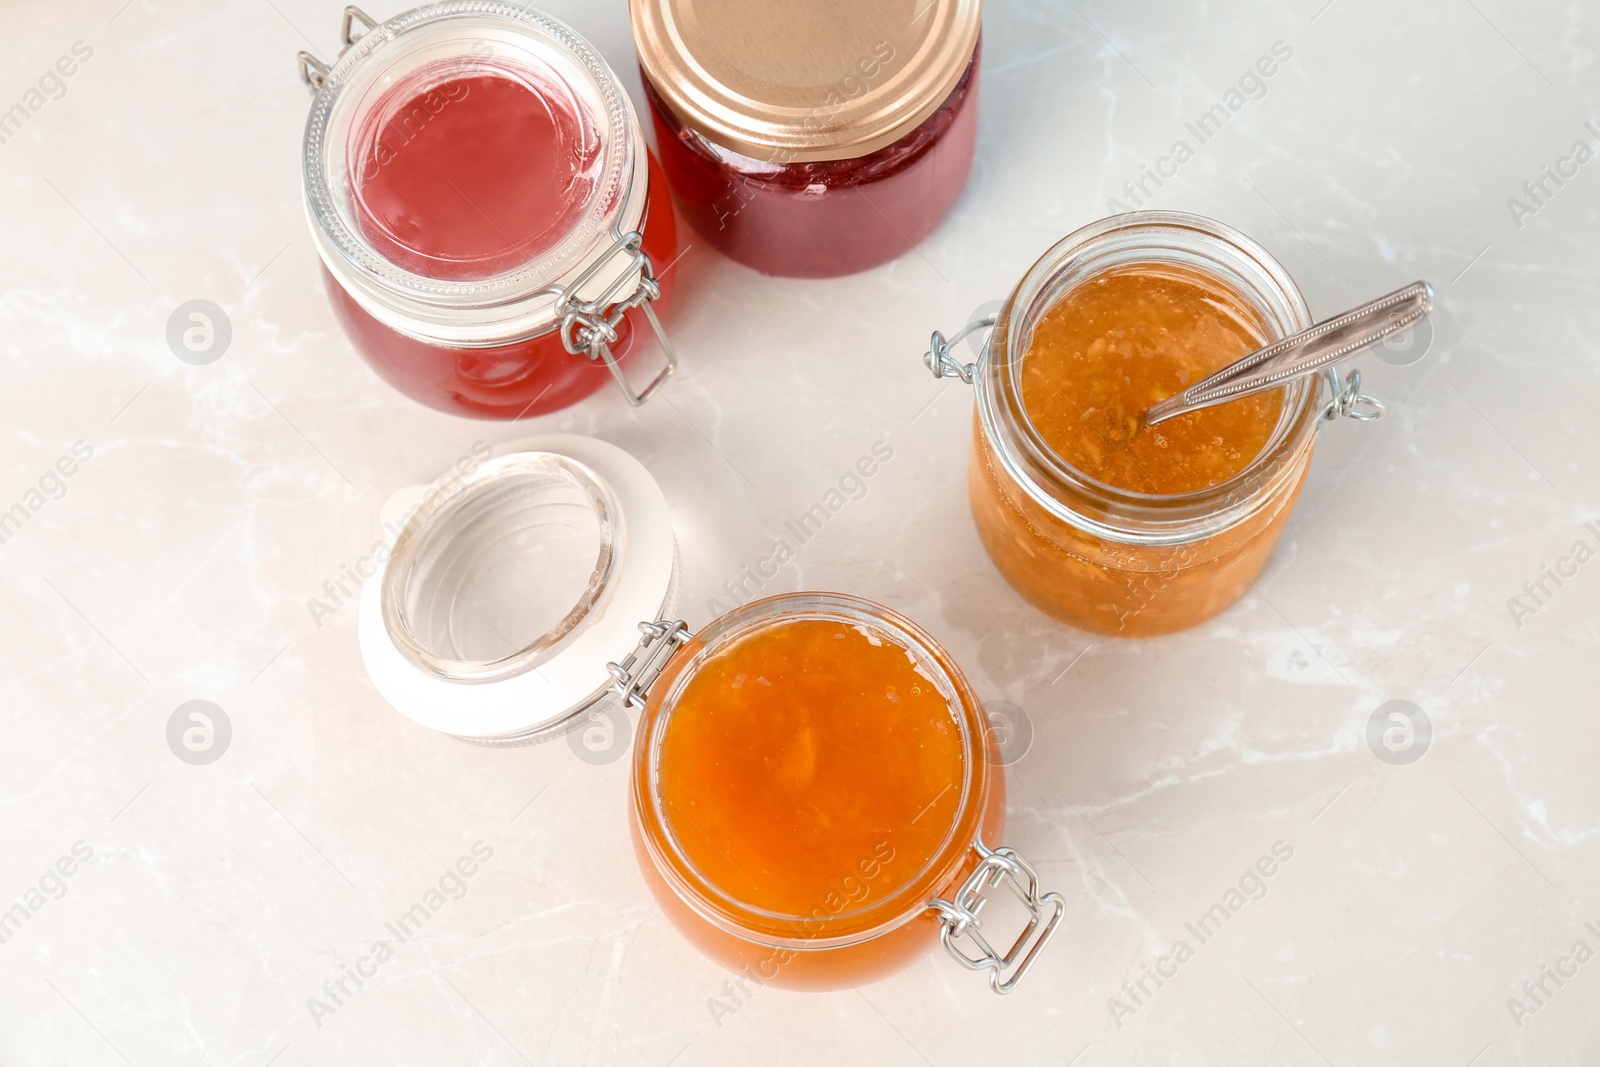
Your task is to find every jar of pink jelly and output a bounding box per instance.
[628,0,982,279]
[297,4,680,419]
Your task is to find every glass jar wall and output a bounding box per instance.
[964,212,1326,637]
[321,158,677,419]
[629,0,982,278]
[300,3,679,419]
[627,593,1062,992]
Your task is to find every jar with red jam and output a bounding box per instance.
[358,436,1064,993]
[298,4,680,419]
[923,211,1388,637]
[629,0,982,278]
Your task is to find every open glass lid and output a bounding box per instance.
[359,434,677,744]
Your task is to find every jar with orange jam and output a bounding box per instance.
[355,437,1063,993]
[616,593,1063,993]
[925,212,1383,637]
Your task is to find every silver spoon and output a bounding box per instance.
[1143,281,1434,426]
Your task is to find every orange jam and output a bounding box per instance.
[970,256,1317,639]
[657,618,964,919]
[1021,263,1280,494]
[632,596,1005,990]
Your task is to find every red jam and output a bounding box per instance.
[327,62,678,420]
[349,63,601,281]
[642,40,980,279]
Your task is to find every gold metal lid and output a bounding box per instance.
[629,0,982,164]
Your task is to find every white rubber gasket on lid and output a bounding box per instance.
[359,434,675,742]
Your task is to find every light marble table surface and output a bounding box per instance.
[4,0,1598,1064]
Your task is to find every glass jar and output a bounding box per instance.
[359,433,678,744]
[620,593,1063,993]
[298,4,680,419]
[628,0,982,278]
[358,438,1063,993]
[924,212,1384,637]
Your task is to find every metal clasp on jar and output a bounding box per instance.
[924,313,997,385]
[1320,366,1384,422]
[930,841,1066,994]
[555,231,680,407]
[607,619,693,709]
[297,5,377,92]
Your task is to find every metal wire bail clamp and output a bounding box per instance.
[924,314,997,385]
[607,620,693,710]
[298,5,377,92]
[555,231,680,407]
[930,841,1067,994]
[1322,366,1385,422]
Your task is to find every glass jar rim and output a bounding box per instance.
[302,2,646,344]
[976,210,1323,547]
[359,436,680,746]
[379,451,621,685]
[631,592,994,951]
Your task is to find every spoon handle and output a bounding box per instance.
[1144,280,1434,426]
